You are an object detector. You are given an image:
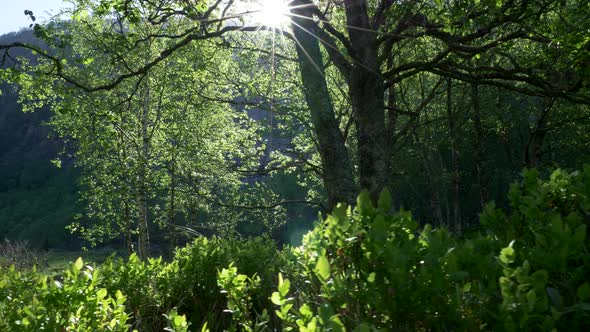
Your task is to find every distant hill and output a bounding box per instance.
[0,29,79,249]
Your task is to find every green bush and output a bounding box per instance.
[267,191,498,331]
[0,258,130,331]
[97,236,286,331]
[1,166,588,331]
[261,168,589,331]
[481,167,590,331]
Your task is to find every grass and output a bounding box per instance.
[41,246,126,276]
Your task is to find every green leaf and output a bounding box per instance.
[97,288,107,299]
[299,304,313,318]
[74,257,84,271]
[463,282,472,293]
[278,274,290,297]
[499,244,515,265]
[271,292,282,305]
[572,224,586,246]
[201,322,209,332]
[353,323,372,332]
[174,314,185,327]
[315,255,330,280]
[356,190,374,214]
[526,289,537,305]
[378,189,392,211]
[531,270,548,288]
[577,283,590,301]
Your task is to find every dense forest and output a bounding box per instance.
[0,0,589,331]
[0,30,81,249]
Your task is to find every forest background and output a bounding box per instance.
[1,0,588,256]
[0,1,589,331]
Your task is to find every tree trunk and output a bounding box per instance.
[471,84,488,209]
[344,0,389,203]
[168,152,177,249]
[416,132,445,227]
[137,80,151,260]
[124,200,134,255]
[386,81,398,179]
[446,78,461,233]
[290,1,357,210]
[118,131,135,255]
[524,97,554,168]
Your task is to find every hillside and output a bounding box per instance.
[0,30,78,248]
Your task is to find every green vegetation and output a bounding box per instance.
[0,0,589,330]
[2,168,589,331]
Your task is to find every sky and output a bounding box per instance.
[0,0,66,34]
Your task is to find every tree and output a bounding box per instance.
[3,13,282,257]
[2,0,589,214]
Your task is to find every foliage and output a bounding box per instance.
[0,167,589,331]
[0,32,79,248]
[482,167,590,330]
[217,264,270,332]
[96,236,285,331]
[3,0,590,247]
[164,308,190,332]
[0,239,46,270]
[3,14,286,254]
[0,258,130,331]
[268,191,498,331]
[243,167,589,331]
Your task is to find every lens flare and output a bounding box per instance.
[253,0,290,28]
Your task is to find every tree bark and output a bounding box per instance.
[290,1,357,210]
[471,84,488,208]
[446,78,461,233]
[117,129,135,255]
[167,151,177,249]
[415,132,445,227]
[524,97,554,168]
[344,0,389,203]
[386,81,398,178]
[137,79,151,260]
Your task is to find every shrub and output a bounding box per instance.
[1,166,588,331]
[267,191,496,331]
[481,167,590,331]
[264,168,589,331]
[0,239,46,270]
[98,236,286,331]
[0,258,130,331]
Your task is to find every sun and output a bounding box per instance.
[252,0,291,29]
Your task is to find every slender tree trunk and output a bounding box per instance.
[291,1,357,209]
[344,0,389,203]
[117,130,135,255]
[471,84,488,208]
[415,130,445,227]
[446,78,461,233]
[386,81,398,180]
[137,80,151,260]
[415,78,445,227]
[524,97,554,168]
[123,201,134,255]
[495,93,516,170]
[168,152,177,248]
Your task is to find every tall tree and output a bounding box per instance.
[2,0,589,212]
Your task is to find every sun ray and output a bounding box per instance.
[284,12,380,34]
[250,0,291,29]
[288,20,326,77]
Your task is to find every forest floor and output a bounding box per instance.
[40,247,125,276]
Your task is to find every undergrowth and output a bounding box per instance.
[1,167,589,331]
